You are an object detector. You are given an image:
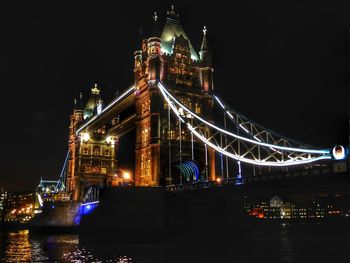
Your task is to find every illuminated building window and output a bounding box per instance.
[195,103,201,114]
[93,146,100,155]
[82,148,89,155]
[179,107,184,116]
[141,100,150,114]
[97,127,105,134]
[141,128,149,143]
[141,151,151,179]
[105,150,110,156]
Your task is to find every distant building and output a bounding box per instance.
[0,188,7,221]
[3,192,36,222]
[36,178,70,204]
[37,178,66,202]
[37,178,64,194]
[244,195,346,220]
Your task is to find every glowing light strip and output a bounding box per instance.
[76,86,135,135]
[158,82,329,155]
[216,95,261,140]
[239,124,250,134]
[159,83,330,165]
[253,135,262,142]
[188,161,200,180]
[215,95,226,109]
[81,201,99,207]
[56,150,69,192]
[270,147,282,155]
[100,86,135,113]
[215,95,313,150]
[188,124,331,166]
[76,115,97,135]
[177,163,191,182]
[227,112,234,119]
[38,194,44,207]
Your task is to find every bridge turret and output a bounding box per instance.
[67,96,84,198]
[134,50,142,87]
[83,83,102,120]
[133,6,216,186]
[147,12,162,81]
[199,26,214,93]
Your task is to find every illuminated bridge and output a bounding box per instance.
[53,6,347,203]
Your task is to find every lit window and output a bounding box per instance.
[93,146,100,155]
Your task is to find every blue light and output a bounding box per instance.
[176,161,200,182]
[80,201,99,215]
[234,176,243,185]
[51,205,55,209]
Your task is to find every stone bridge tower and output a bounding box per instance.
[67,85,118,201]
[134,6,216,186]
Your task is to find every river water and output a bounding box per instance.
[0,222,349,262]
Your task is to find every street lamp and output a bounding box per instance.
[81,132,90,142]
[123,171,131,180]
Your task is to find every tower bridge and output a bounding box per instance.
[61,6,347,201]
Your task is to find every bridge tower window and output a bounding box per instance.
[141,151,151,181]
[141,100,150,114]
[82,148,89,155]
[195,103,201,114]
[93,146,100,155]
[141,128,150,143]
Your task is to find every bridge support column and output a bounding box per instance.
[208,147,216,181]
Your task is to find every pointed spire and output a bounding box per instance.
[91,83,100,95]
[200,26,212,65]
[84,84,102,119]
[200,26,209,52]
[167,4,179,19]
[150,11,160,37]
[73,98,79,110]
[73,92,84,111]
[77,92,84,110]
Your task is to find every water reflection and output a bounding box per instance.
[3,230,32,263]
[0,223,349,262]
[0,231,133,262]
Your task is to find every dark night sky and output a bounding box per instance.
[0,1,349,192]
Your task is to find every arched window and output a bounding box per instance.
[93,146,100,155]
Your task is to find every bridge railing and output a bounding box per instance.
[165,161,347,192]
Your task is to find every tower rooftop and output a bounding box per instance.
[160,6,199,61]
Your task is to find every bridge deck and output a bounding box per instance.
[77,87,135,134]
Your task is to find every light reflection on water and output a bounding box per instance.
[0,231,132,263]
[4,230,33,262]
[0,223,349,262]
